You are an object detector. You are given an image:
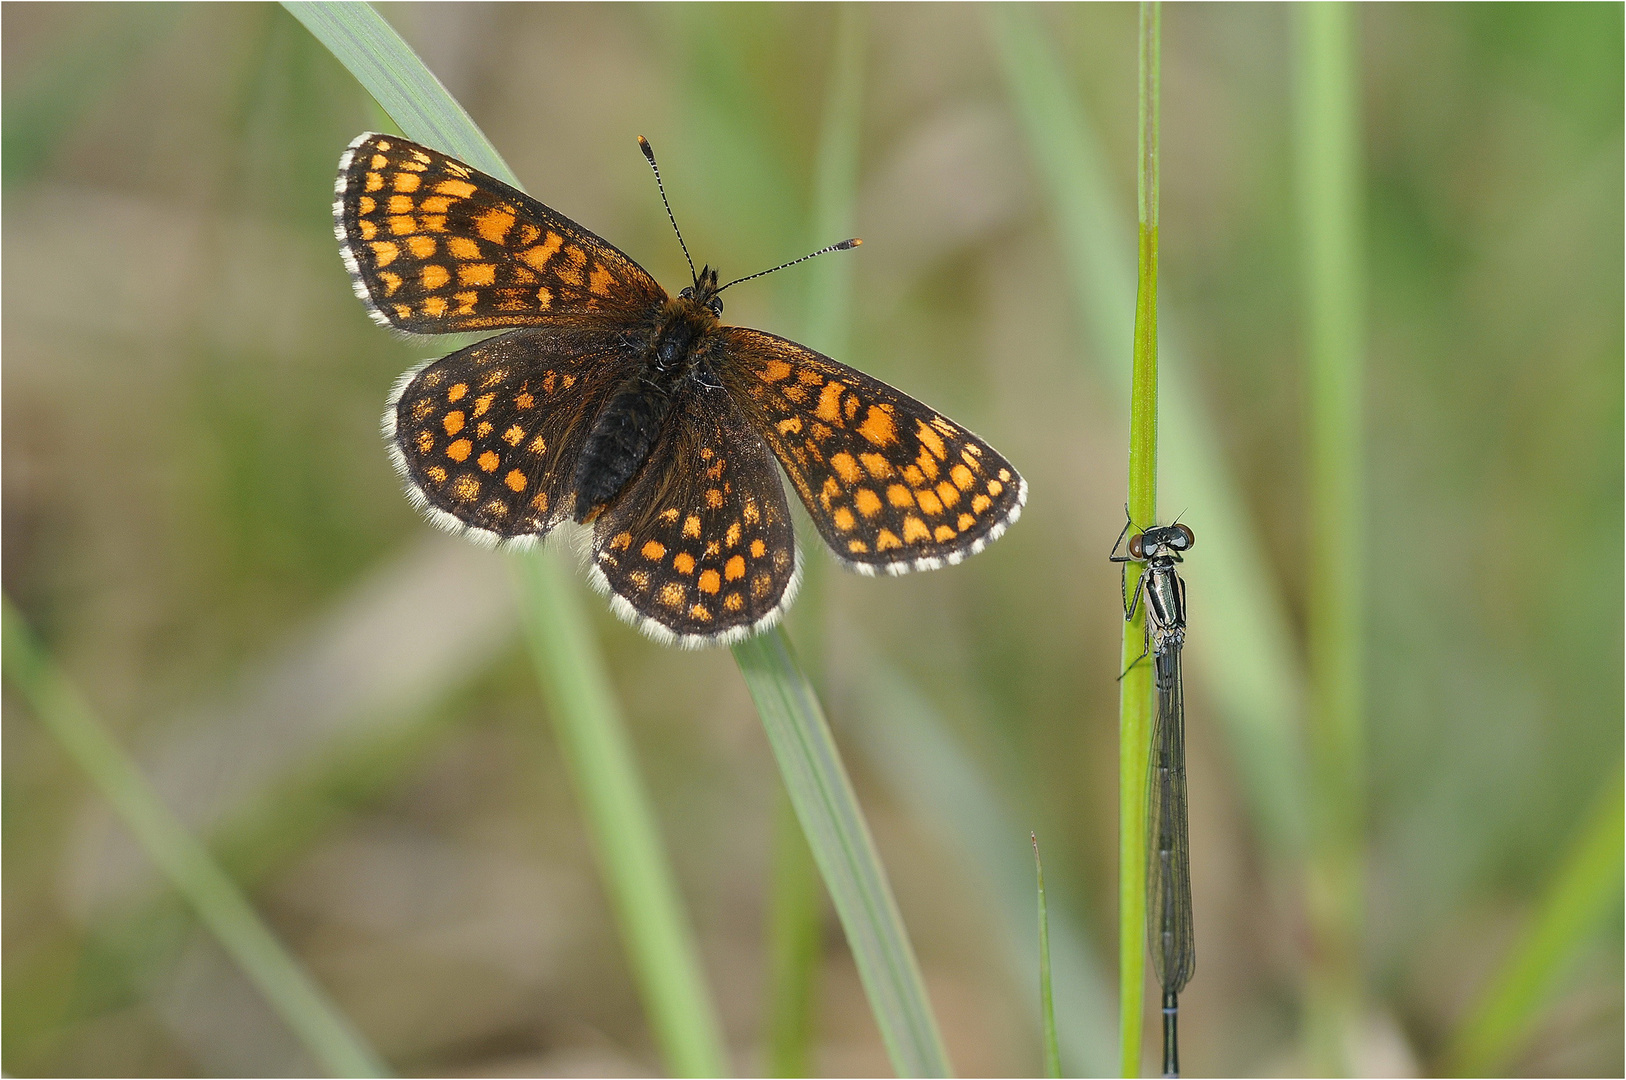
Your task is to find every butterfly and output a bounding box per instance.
[334,132,1026,647]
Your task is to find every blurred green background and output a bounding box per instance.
[3,3,1620,1076]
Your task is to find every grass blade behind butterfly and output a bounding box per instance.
[2,598,389,1079]
[734,630,953,1077]
[282,4,730,1075]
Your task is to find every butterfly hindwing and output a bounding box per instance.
[589,382,798,646]
[336,133,666,334]
[386,326,637,543]
[712,328,1026,575]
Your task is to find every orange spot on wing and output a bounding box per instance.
[505,470,527,492]
[860,453,893,478]
[407,235,436,258]
[477,450,500,472]
[689,604,712,622]
[847,540,868,554]
[365,172,384,192]
[988,479,1004,496]
[392,172,420,192]
[723,592,743,612]
[473,393,495,417]
[934,524,957,542]
[451,475,480,501]
[971,494,992,512]
[378,271,402,296]
[858,406,896,445]
[415,431,434,453]
[725,555,746,582]
[887,484,914,508]
[642,540,667,561]
[916,489,944,516]
[503,425,525,445]
[447,383,468,402]
[443,411,465,435]
[425,465,447,483]
[659,583,685,608]
[434,179,477,198]
[388,215,417,235]
[726,522,742,548]
[421,265,450,290]
[875,529,902,551]
[388,194,414,214]
[673,552,696,574]
[958,513,976,530]
[610,532,633,551]
[951,463,975,490]
[474,208,515,243]
[589,266,615,296]
[854,489,882,517]
[684,515,702,539]
[762,359,792,382]
[833,507,856,532]
[916,449,940,481]
[458,263,496,286]
[698,569,721,595]
[902,516,931,542]
[750,539,766,558]
[370,241,399,266]
[521,233,563,271]
[936,481,960,508]
[816,382,845,423]
[830,452,862,484]
[447,236,481,260]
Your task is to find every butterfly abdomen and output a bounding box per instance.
[572,297,717,521]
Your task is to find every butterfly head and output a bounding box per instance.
[678,266,724,317]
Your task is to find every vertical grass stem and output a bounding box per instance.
[1118,4,1161,1074]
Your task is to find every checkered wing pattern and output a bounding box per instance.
[714,328,1026,575]
[385,326,636,544]
[336,133,666,334]
[589,383,798,646]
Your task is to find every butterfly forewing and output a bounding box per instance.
[590,384,798,646]
[387,326,636,543]
[713,328,1026,575]
[335,133,666,334]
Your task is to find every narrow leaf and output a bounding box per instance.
[2,597,389,1079]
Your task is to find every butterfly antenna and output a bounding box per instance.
[717,238,862,293]
[638,136,698,287]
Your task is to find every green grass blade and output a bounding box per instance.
[988,5,1308,860]
[1443,766,1625,1077]
[734,630,953,1077]
[2,597,389,1079]
[1033,835,1063,1079]
[1293,4,1367,1073]
[284,5,730,1074]
[766,789,823,1077]
[513,555,729,1077]
[842,652,1115,1075]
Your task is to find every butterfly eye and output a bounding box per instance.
[678,286,695,300]
[1127,533,1146,560]
[707,295,724,316]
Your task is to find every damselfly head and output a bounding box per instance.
[1133,523,1196,559]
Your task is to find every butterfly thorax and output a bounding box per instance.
[571,271,723,522]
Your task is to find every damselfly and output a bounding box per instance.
[1112,516,1196,1079]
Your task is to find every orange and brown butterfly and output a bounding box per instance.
[335,132,1026,647]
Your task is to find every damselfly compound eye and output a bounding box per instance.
[1127,533,1147,560]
